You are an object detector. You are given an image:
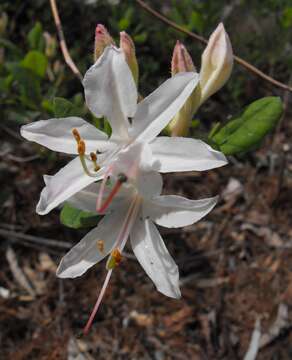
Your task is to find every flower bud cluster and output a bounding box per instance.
[169,23,233,136]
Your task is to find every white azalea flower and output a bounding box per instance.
[21,46,227,215]
[56,142,219,333]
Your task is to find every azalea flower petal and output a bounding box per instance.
[130,217,181,298]
[37,157,104,215]
[130,72,200,142]
[144,195,218,228]
[56,210,126,278]
[150,137,227,172]
[21,117,110,154]
[83,46,137,140]
[136,170,163,198]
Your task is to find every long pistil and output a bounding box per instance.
[97,173,128,214]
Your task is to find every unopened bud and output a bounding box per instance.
[43,32,57,59]
[199,23,233,104]
[94,24,115,62]
[119,31,139,85]
[168,41,199,136]
[171,40,195,76]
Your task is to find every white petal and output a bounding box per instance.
[37,157,103,215]
[130,72,200,142]
[21,117,110,154]
[150,136,227,172]
[83,46,137,140]
[136,171,163,199]
[56,210,126,278]
[130,217,181,298]
[144,195,218,228]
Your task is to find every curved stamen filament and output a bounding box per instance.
[97,173,128,214]
[83,269,113,335]
[72,128,101,178]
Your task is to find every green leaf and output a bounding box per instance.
[27,22,45,51]
[10,65,41,108]
[60,203,101,229]
[21,50,48,78]
[211,97,283,155]
[53,97,81,117]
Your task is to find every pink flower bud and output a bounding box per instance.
[119,31,139,85]
[199,23,233,104]
[171,40,196,75]
[94,24,115,61]
[168,41,198,136]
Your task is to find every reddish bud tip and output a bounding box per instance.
[171,40,195,76]
[94,24,115,61]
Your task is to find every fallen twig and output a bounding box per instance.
[260,303,290,348]
[135,0,292,93]
[244,318,261,360]
[6,246,36,297]
[0,228,72,249]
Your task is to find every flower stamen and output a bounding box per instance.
[90,152,100,172]
[96,239,104,253]
[72,128,101,178]
[83,196,140,335]
[106,248,122,270]
[83,269,113,335]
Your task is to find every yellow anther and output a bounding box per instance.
[90,152,100,172]
[106,248,122,270]
[96,240,104,253]
[78,140,86,156]
[112,248,122,265]
[73,130,101,178]
[90,152,97,162]
[72,128,81,142]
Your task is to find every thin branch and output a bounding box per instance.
[49,0,83,82]
[135,0,292,93]
[0,228,72,249]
